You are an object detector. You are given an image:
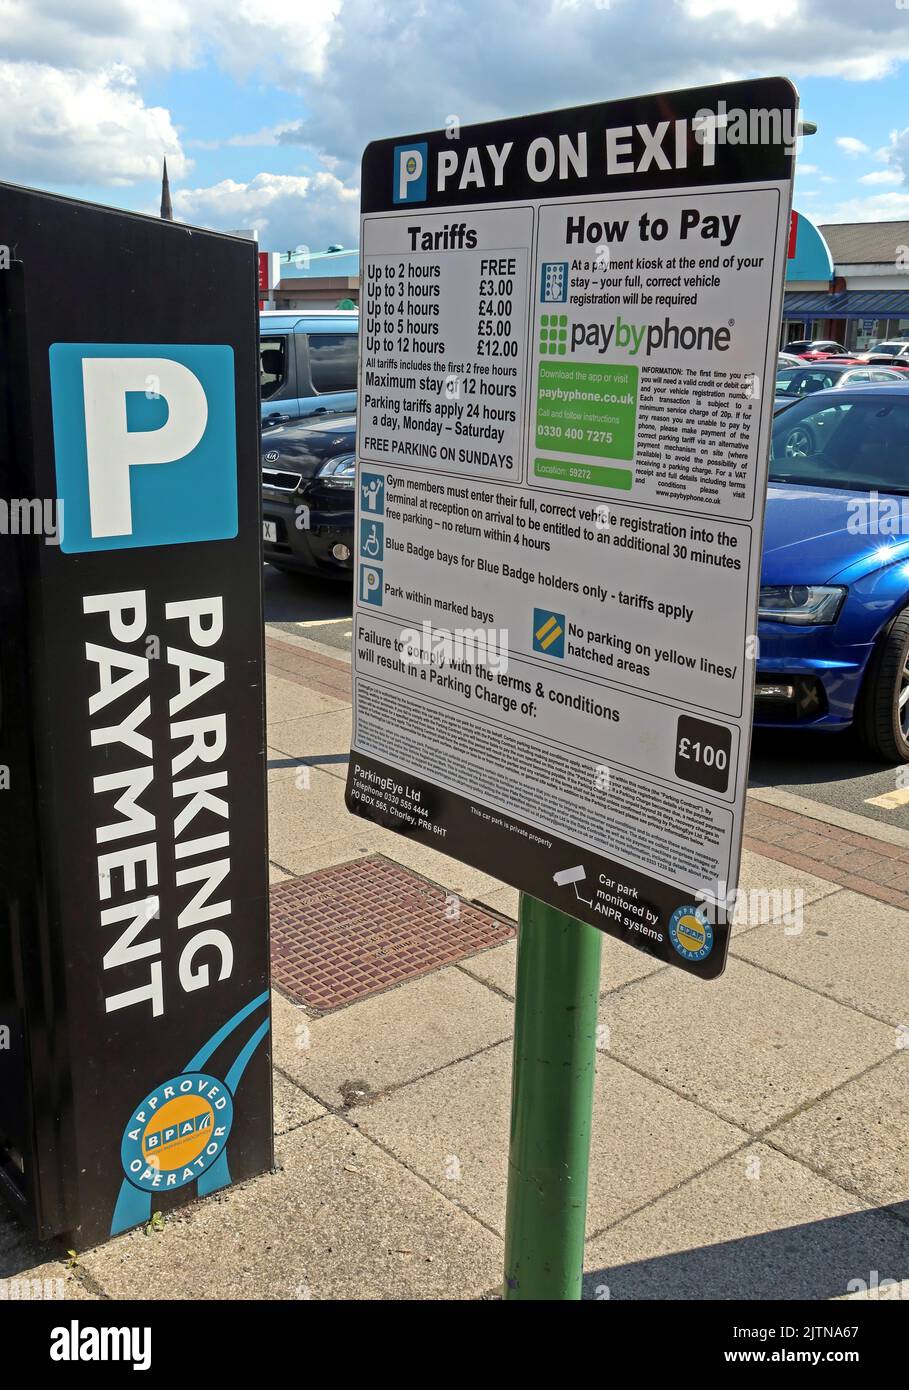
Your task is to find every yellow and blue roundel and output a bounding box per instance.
[668,905,714,962]
[120,1072,234,1194]
[111,991,269,1235]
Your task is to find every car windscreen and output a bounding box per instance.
[775,367,838,396]
[770,396,909,493]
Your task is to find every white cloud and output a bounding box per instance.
[294,1,909,167]
[836,136,871,156]
[188,123,314,151]
[0,0,339,78]
[0,62,187,186]
[200,0,341,85]
[172,169,359,251]
[683,0,791,25]
[3,0,909,251]
[859,169,903,185]
[809,191,909,223]
[795,163,820,174]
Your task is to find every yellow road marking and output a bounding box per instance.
[864,785,909,810]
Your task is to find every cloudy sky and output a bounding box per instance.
[2,0,909,251]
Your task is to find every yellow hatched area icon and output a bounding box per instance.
[533,611,564,654]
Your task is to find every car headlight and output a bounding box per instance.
[315,453,356,488]
[758,585,846,625]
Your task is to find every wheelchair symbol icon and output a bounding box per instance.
[359,518,384,561]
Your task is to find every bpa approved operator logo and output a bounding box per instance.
[49,343,238,553]
[120,1072,233,1196]
[111,991,269,1235]
[668,904,714,962]
[393,143,428,203]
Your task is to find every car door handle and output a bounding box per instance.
[266,412,292,423]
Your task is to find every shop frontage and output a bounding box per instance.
[782,213,909,350]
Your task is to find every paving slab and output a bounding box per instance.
[734,849,842,935]
[376,835,505,904]
[273,967,514,1108]
[79,1116,502,1300]
[274,837,377,876]
[267,767,379,873]
[356,1041,746,1238]
[0,1206,97,1300]
[266,673,349,725]
[602,957,894,1131]
[0,1265,93,1301]
[271,989,319,1070]
[473,884,519,921]
[273,1069,326,1135]
[266,748,311,784]
[459,935,664,999]
[734,890,909,1027]
[459,941,517,996]
[767,1052,909,1209]
[267,711,353,770]
[582,1142,909,1301]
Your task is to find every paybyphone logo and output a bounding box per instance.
[393,142,428,204]
[49,343,238,553]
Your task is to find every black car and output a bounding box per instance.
[785,338,847,356]
[261,412,355,579]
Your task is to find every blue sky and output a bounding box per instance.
[2,1,908,252]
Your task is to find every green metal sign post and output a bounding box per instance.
[503,894,603,1300]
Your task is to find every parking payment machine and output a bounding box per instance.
[0,183,272,1246]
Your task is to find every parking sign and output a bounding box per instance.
[0,182,271,1245]
[346,79,797,978]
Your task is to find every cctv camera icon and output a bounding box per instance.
[554,865,587,887]
[553,864,593,906]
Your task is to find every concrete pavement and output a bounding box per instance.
[4,614,909,1302]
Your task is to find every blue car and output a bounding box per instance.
[757,384,909,760]
[259,310,357,425]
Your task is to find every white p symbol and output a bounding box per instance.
[398,148,423,201]
[81,357,208,538]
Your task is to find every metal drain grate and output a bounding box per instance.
[270,855,515,1012]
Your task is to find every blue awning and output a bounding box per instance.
[784,289,909,318]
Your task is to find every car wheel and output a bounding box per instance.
[782,423,815,457]
[858,607,909,762]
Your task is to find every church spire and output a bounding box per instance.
[160,158,173,220]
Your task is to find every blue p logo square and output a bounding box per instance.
[393,143,428,204]
[49,342,238,553]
